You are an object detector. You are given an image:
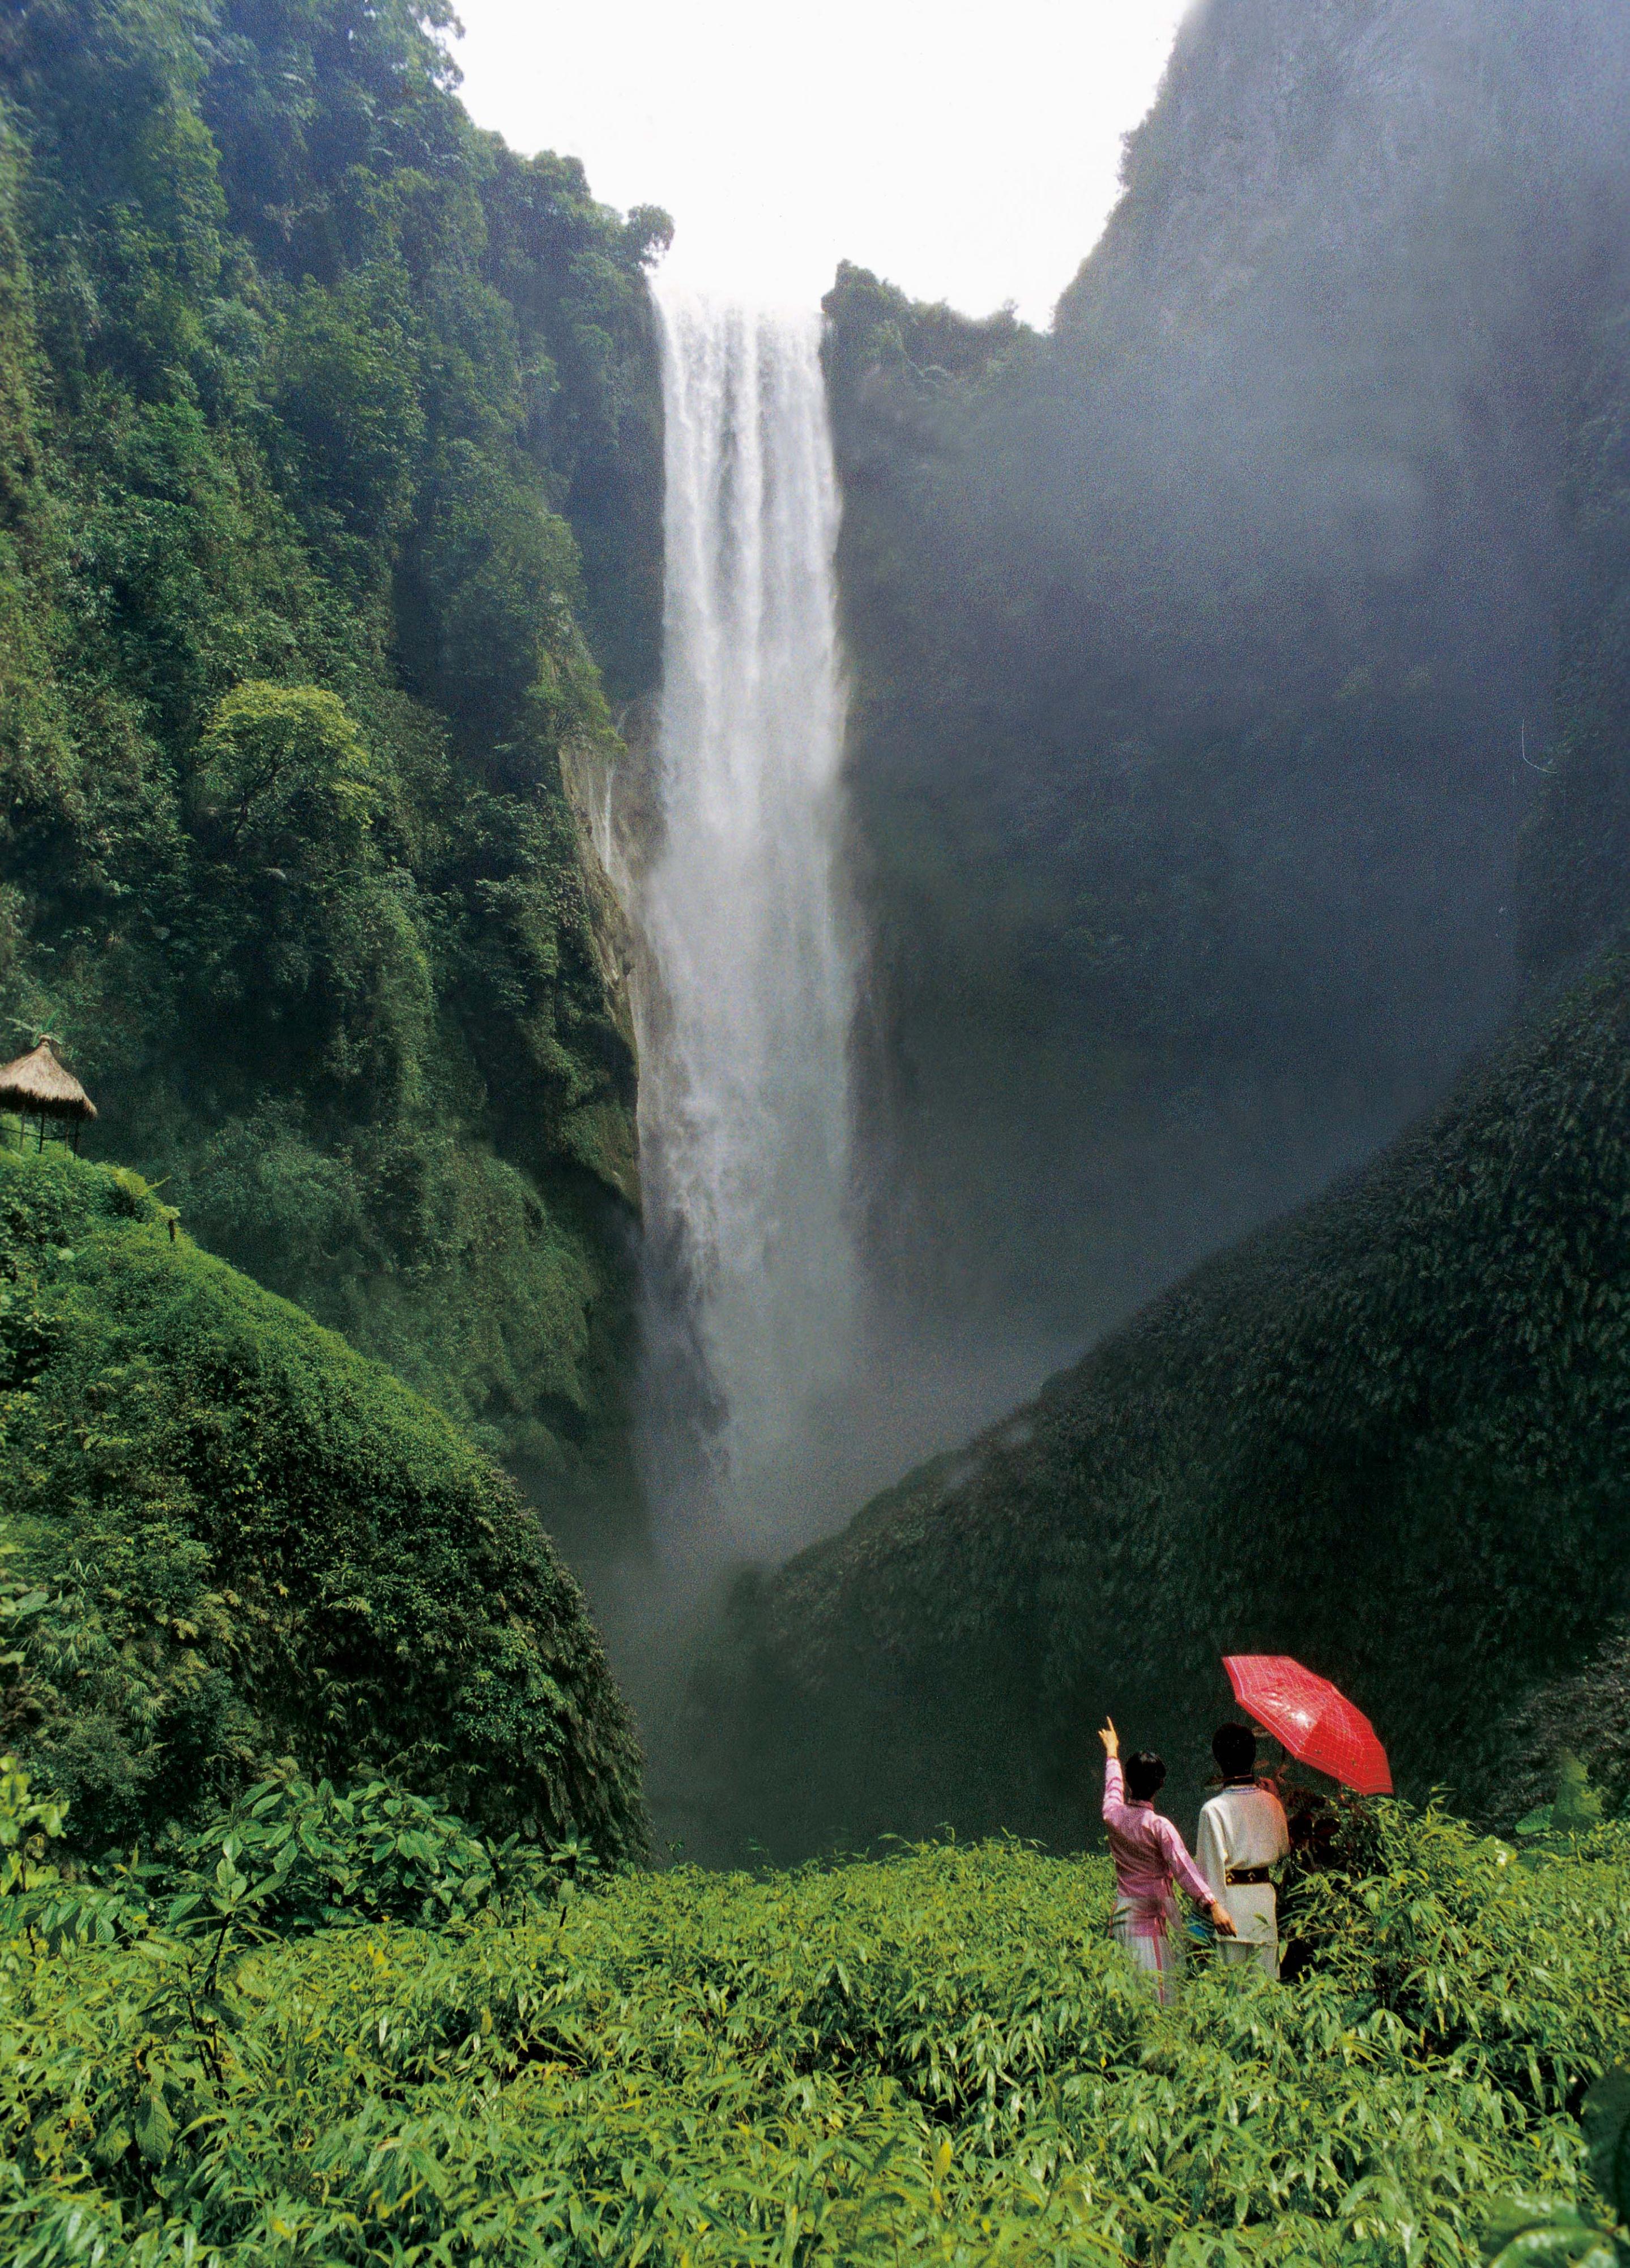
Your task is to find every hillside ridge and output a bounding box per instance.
[0,1144,646,1858]
[695,942,1630,1860]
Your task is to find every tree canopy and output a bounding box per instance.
[0,0,668,1525]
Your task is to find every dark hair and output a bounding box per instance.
[1125,1749,1166,1801]
[1213,1722,1257,1780]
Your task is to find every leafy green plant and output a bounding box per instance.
[148,1767,569,1933]
[1482,2068,1630,2265]
[1516,1754,1610,1851]
[0,1799,1627,2265]
[0,1751,62,1897]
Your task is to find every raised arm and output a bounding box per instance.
[1099,1717,1124,1819]
[1103,1753,1125,1818]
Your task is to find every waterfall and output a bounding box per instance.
[631,288,861,1553]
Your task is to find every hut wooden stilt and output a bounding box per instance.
[0,1039,98,1153]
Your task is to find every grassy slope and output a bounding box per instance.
[3,1807,1629,2263]
[710,948,1630,1858]
[0,1147,646,1860]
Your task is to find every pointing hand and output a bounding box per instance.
[1099,1719,1120,1759]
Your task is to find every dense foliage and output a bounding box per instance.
[2,1788,1629,2263]
[0,0,668,1520]
[824,0,1630,1360]
[703,942,1630,1860]
[0,1146,646,1859]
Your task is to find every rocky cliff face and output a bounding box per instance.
[829,0,1630,1393]
[1074,0,1623,334]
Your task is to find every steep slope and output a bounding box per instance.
[829,0,1630,1372]
[0,0,667,1529]
[706,940,1630,1858]
[0,1147,646,1859]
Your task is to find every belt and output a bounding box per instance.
[1225,1865,1273,1886]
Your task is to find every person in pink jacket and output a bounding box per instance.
[1100,1718,1236,2002]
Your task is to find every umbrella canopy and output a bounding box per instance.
[1223,1654,1393,1795]
[0,1039,97,1121]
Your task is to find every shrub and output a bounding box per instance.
[0,1148,647,1860]
[1,1804,1628,2263]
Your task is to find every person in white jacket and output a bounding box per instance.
[1196,1722,1290,1977]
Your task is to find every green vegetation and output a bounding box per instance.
[706,943,1630,1861]
[0,1146,645,1860]
[0,0,669,1519]
[2,1784,1630,2263]
[1482,2061,1630,2267]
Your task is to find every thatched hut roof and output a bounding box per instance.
[0,1039,97,1121]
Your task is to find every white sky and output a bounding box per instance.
[448,1,1193,325]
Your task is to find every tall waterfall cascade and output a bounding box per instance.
[630,288,862,1551]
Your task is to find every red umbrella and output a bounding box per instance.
[1223,1655,1393,1795]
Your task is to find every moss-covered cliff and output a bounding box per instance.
[0,1146,646,1860]
[711,941,1630,1858]
[0,1,666,1530]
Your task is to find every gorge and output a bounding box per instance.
[8,3,1630,2255]
[626,0,1630,1861]
[3,0,1630,1866]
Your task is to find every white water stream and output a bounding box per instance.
[630,288,861,1553]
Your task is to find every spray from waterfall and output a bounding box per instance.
[629,287,861,1557]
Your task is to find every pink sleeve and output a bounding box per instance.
[1103,1755,1124,1820]
[1155,1817,1215,1907]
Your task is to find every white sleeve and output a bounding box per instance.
[1194,1798,1228,1898]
